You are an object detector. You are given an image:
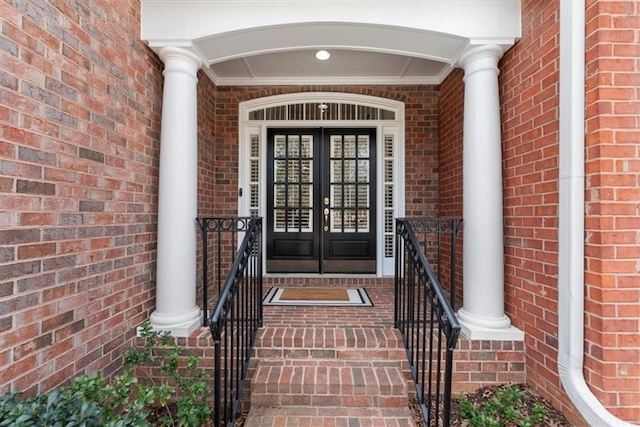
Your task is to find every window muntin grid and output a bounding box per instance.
[329,134,370,233]
[273,134,314,232]
[248,102,395,121]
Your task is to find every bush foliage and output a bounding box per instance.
[0,323,211,427]
[459,383,549,427]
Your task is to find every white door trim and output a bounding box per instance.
[238,93,405,276]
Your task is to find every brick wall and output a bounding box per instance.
[583,0,640,422]
[0,0,162,394]
[437,69,464,305]
[438,68,464,219]
[498,0,582,422]
[197,72,217,217]
[500,0,640,424]
[212,86,440,218]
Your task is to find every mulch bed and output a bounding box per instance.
[411,383,574,426]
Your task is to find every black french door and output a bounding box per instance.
[266,128,376,273]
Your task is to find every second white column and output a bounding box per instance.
[457,45,523,341]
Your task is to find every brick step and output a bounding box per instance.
[253,326,407,360]
[244,406,416,427]
[251,360,410,408]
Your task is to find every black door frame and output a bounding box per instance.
[266,127,377,273]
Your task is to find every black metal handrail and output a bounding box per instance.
[395,218,461,427]
[206,218,263,427]
[402,217,462,309]
[197,217,255,326]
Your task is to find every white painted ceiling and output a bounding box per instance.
[207,49,451,85]
[191,22,470,85]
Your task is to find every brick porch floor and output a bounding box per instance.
[178,276,525,426]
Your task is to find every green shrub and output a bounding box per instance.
[0,322,211,427]
[459,384,549,427]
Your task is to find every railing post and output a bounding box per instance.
[210,321,222,427]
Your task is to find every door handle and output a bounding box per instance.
[323,208,329,231]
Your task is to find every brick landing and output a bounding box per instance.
[167,277,526,425]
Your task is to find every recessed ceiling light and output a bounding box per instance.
[315,50,331,61]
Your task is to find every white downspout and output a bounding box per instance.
[557,1,636,426]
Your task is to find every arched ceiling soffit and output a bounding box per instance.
[141,1,521,86]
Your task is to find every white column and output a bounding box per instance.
[149,47,202,337]
[456,45,523,341]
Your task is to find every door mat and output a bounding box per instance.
[263,287,373,307]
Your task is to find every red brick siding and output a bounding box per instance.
[501,0,640,424]
[197,73,217,217]
[438,69,464,218]
[437,69,464,305]
[0,0,161,394]
[499,0,584,423]
[583,0,640,422]
[211,86,440,218]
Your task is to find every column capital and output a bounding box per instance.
[458,45,504,76]
[158,47,203,78]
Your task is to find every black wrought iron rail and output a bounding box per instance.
[402,217,462,309]
[395,218,461,427]
[202,217,263,427]
[197,217,256,326]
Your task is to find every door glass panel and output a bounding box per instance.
[288,137,300,157]
[275,136,287,157]
[274,160,286,182]
[343,136,356,157]
[331,160,342,182]
[343,185,356,208]
[357,160,369,182]
[357,136,369,157]
[272,134,314,233]
[331,210,342,231]
[301,138,312,156]
[343,210,356,231]
[357,186,369,208]
[301,160,312,182]
[288,187,300,206]
[343,160,356,182]
[287,160,300,182]
[274,185,286,207]
[329,133,371,234]
[331,138,342,157]
[331,186,342,208]
[357,210,369,232]
[288,209,311,230]
[275,209,286,230]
